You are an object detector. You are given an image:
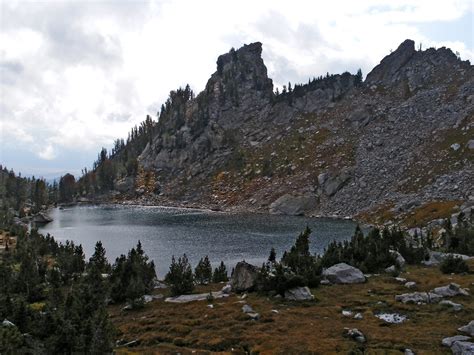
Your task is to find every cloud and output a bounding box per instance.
[0,0,472,174]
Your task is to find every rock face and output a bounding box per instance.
[269,194,318,215]
[284,286,314,301]
[231,261,259,292]
[322,263,366,284]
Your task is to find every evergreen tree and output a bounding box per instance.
[212,261,228,283]
[194,255,212,284]
[165,254,194,296]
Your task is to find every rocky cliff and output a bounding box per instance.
[119,40,473,224]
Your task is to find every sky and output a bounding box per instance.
[1,0,473,179]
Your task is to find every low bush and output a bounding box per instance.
[440,255,469,274]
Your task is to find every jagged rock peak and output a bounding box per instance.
[366,39,416,84]
[213,42,273,95]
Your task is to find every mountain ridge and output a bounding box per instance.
[80,39,473,225]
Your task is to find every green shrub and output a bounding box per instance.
[440,255,469,274]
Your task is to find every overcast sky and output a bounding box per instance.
[1,0,473,178]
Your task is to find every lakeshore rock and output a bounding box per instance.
[32,212,53,224]
[231,261,259,292]
[284,286,314,301]
[269,193,317,215]
[322,263,366,284]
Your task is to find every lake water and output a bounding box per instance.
[38,205,357,278]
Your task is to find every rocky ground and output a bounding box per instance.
[111,260,474,354]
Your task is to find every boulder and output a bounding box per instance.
[242,304,254,313]
[231,261,259,292]
[2,319,15,327]
[432,283,469,297]
[221,284,232,294]
[353,313,363,320]
[459,320,474,336]
[451,143,461,151]
[284,286,314,301]
[322,263,366,284]
[385,265,397,273]
[451,341,474,355]
[467,139,474,150]
[390,249,406,268]
[114,177,135,193]
[32,212,53,224]
[439,300,463,311]
[405,281,417,289]
[269,193,317,215]
[165,291,228,303]
[395,292,443,304]
[442,335,471,347]
[323,171,351,197]
[422,251,473,266]
[344,328,366,343]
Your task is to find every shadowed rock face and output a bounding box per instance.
[117,39,473,219]
[366,39,416,85]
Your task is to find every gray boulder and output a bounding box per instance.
[269,193,317,215]
[459,320,474,336]
[432,283,469,297]
[32,212,53,224]
[390,249,406,268]
[442,335,471,347]
[344,328,366,343]
[231,261,259,292]
[467,139,474,150]
[323,171,351,197]
[395,292,443,304]
[322,263,366,284]
[405,281,417,289]
[284,286,314,301]
[439,300,463,311]
[422,251,472,266]
[165,291,228,303]
[451,341,474,355]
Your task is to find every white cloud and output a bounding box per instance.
[0,0,472,172]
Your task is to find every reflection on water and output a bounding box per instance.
[39,205,357,277]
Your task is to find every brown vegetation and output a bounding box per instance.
[111,261,474,354]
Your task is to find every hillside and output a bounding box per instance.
[86,40,474,223]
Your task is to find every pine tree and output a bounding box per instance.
[165,254,194,296]
[212,261,228,283]
[88,241,111,274]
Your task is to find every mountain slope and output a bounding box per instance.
[106,40,474,223]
